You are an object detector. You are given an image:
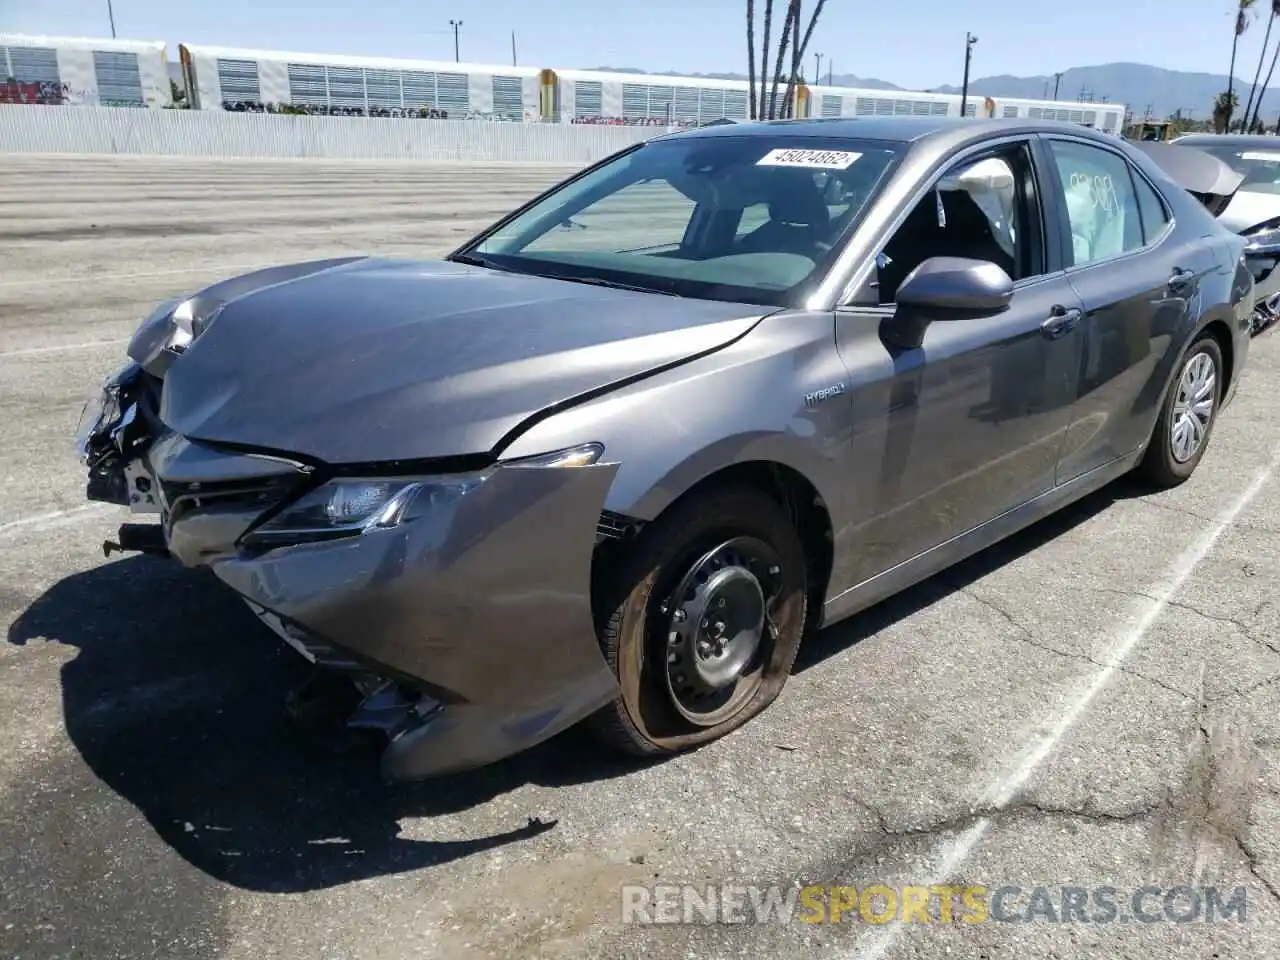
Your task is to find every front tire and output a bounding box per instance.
[587,486,808,757]
[1137,330,1224,487]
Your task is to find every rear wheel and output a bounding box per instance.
[1137,331,1223,487]
[587,487,808,756]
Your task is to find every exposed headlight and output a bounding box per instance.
[241,442,605,548]
[1245,227,1280,248]
[1243,220,1280,253]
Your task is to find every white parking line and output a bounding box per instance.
[846,450,1279,960]
[0,339,127,359]
[0,263,272,288]
[0,503,116,541]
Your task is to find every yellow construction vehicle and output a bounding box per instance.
[1124,119,1177,142]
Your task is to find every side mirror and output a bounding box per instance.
[884,256,1014,351]
[896,256,1014,312]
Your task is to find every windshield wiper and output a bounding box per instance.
[551,274,679,296]
[448,252,494,268]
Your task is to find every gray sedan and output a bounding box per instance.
[75,117,1254,781]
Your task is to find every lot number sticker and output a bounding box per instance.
[1241,151,1280,162]
[757,148,862,169]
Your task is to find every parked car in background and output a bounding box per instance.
[76,117,1253,781]
[1172,132,1280,333]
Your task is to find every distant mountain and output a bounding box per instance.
[588,67,901,91]
[591,62,1280,121]
[930,63,1280,120]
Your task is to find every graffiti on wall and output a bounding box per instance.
[0,79,70,105]
[570,115,696,128]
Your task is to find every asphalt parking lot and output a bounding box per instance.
[2,153,1280,959]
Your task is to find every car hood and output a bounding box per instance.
[156,256,769,464]
[1217,188,1280,234]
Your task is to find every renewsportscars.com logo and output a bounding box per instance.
[621,884,1250,925]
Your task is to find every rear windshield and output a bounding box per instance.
[457,135,905,305]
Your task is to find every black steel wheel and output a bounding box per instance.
[587,486,808,757]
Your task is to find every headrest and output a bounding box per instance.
[765,173,832,229]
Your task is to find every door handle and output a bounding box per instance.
[1040,305,1082,340]
[1168,266,1196,291]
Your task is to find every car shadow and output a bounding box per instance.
[794,473,1152,672]
[6,554,654,894]
[7,473,1152,894]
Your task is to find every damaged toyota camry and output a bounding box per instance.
[76,117,1254,781]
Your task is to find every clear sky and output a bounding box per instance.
[0,0,1263,90]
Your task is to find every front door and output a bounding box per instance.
[831,141,1085,590]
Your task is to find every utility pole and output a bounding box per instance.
[106,0,116,38]
[511,31,517,66]
[449,19,462,62]
[827,61,833,85]
[959,32,977,118]
[1052,72,1062,99]
[814,52,823,85]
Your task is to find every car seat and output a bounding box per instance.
[876,188,1016,302]
[735,172,833,260]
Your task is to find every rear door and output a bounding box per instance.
[1038,135,1216,484]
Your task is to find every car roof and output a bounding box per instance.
[654,116,1128,153]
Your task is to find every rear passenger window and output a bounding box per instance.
[1132,173,1170,243]
[1045,140,1145,267]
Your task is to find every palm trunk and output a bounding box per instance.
[747,0,757,119]
[782,0,829,118]
[1228,30,1242,130]
[767,0,797,118]
[1244,14,1275,128]
[758,0,774,119]
[1253,33,1280,128]
[782,0,802,117]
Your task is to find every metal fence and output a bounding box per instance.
[0,104,667,162]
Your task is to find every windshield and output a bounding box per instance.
[456,135,905,306]
[1177,139,1280,192]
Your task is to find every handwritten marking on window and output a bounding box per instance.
[1067,171,1119,215]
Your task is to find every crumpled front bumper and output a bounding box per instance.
[77,366,622,781]
[213,459,622,781]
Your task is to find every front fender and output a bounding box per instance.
[498,309,854,529]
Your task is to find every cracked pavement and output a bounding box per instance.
[2,155,1280,959]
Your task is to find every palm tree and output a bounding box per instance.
[1214,89,1239,133]
[781,0,829,118]
[757,0,774,119]
[784,0,803,117]
[747,0,758,119]
[1251,20,1280,129]
[766,0,798,118]
[1227,0,1260,131]
[1244,0,1280,128]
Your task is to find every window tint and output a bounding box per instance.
[470,136,905,306]
[521,178,696,255]
[1133,173,1170,243]
[875,151,1033,304]
[1045,140,1144,266]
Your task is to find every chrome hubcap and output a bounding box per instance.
[661,537,782,726]
[1170,351,1216,464]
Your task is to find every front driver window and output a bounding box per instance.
[1045,139,1144,267]
[875,153,1024,305]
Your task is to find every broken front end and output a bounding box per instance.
[75,358,622,781]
